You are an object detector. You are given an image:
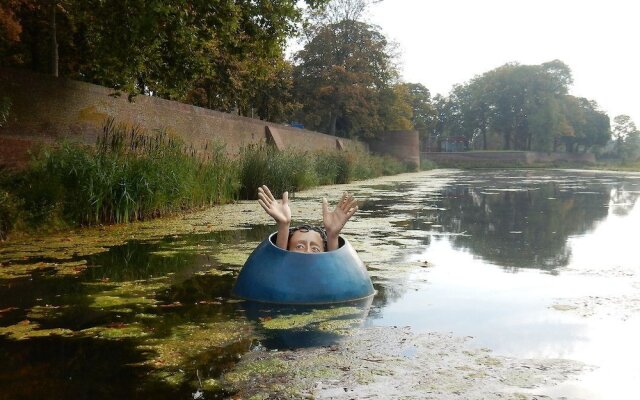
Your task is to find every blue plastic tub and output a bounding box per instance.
[232,233,375,304]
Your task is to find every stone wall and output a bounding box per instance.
[422,151,596,166]
[368,130,420,166]
[0,68,353,168]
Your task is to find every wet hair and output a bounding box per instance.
[288,224,328,251]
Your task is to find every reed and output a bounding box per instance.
[238,144,318,199]
[0,119,417,239]
[11,120,239,228]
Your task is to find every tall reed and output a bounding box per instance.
[238,144,318,199]
[15,119,239,227]
[0,119,417,238]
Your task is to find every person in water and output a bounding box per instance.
[257,185,358,253]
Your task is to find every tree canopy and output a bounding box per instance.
[0,0,326,118]
[0,0,620,152]
[432,60,611,153]
[292,18,399,137]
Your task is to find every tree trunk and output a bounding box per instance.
[503,130,511,150]
[482,127,487,150]
[50,2,58,77]
[329,112,337,136]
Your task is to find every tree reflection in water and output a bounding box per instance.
[421,172,640,271]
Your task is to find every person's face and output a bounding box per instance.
[288,230,325,253]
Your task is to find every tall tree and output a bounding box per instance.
[437,60,578,152]
[1,0,327,115]
[613,115,640,160]
[401,83,436,148]
[292,17,398,137]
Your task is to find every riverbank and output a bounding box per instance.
[0,121,416,241]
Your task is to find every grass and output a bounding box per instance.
[0,121,416,240]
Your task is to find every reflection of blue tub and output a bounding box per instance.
[233,233,375,304]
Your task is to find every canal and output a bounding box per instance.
[1,169,638,399]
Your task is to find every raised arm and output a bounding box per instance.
[322,192,358,251]
[257,185,291,250]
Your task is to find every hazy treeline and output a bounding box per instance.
[1,0,638,156]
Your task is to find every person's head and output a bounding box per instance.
[287,224,327,253]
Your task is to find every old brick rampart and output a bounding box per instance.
[0,68,353,168]
[422,151,596,166]
[368,130,420,166]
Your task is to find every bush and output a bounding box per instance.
[314,149,350,184]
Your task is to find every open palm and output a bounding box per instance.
[257,185,291,224]
[323,192,358,237]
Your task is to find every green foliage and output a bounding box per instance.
[313,150,351,185]
[433,60,610,154]
[292,18,399,138]
[1,0,327,119]
[611,115,640,161]
[0,119,413,238]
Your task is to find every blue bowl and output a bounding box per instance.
[233,233,375,304]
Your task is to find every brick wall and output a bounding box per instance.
[422,151,596,166]
[368,130,420,166]
[0,68,354,168]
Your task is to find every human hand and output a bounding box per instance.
[257,185,291,225]
[322,192,358,250]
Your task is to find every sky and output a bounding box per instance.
[367,0,639,126]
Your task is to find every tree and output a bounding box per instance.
[436,60,588,152]
[560,96,610,153]
[1,0,327,116]
[378,84,413,131]
[292,17,398,137]
[401,83,437,148]
[613,115,640,160]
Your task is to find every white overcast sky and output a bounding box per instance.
[367,0,639,125]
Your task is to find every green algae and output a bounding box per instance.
[85,277,171,310]
[260,306,362,332]
[201,378,222,391]
[211,243,256,266]
[27,305,67,320]
[221,325,587,399]
[140,320,252,366]
[0,259,88,280]
[223,358,289,385]
[136,320,254,387]
[81,323,150,339]
[153,370,187,387]
[0,320,74,340]
[90,295,155,309]
[194,265,235,277]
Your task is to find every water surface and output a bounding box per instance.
[1,169,639,399]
